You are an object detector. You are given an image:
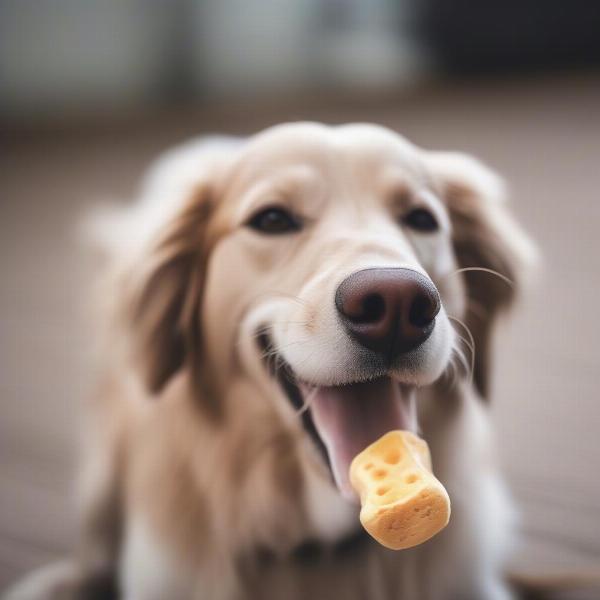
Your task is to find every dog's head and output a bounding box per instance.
[122,123,534,517]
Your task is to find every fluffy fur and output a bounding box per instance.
[6,123,536,600]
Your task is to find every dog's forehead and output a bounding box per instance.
[233,122,427,184]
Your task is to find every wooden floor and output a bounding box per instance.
[2,74,600,598]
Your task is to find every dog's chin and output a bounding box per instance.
[258,334,421,503]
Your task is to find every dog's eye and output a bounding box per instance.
[247,206,302,234]
[402,208,439,233]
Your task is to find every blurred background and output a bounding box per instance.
[2,0,600,597]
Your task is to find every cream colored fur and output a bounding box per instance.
[5,123,536,600]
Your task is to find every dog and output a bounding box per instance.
[6,122,536,600]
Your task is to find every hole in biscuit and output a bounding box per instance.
[384,449,401,464]
[376,486,390,496]
[373,469,387,479]
[405,473,419,484]
[364,463,374,471]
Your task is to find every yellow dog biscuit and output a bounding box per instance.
[349,430,451,550]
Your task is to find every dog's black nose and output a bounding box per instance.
[335,268,441,357]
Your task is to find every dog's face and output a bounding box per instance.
[201,124,464,497]
[127,122,533,515]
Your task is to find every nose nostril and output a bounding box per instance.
[408,293,437,328]
[336,268,441,357]
[358,293,386,324]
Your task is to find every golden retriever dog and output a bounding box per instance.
[7,123,536,600]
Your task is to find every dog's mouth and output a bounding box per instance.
[258,334,417,502]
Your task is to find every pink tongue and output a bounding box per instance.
[303,378,416,502]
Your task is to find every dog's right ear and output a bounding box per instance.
[109,137,243,416]
[123,184,216,409]
[426,151,538,399]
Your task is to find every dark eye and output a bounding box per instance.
[247,206,302,235]
[402,208,439,233]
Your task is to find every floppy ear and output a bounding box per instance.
[123,184,219,415]
[427,152,537,399]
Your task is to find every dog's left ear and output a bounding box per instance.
[426,152,538,399]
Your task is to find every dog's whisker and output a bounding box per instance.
[259,337,301,356]
[240,294,313,343]
[452,341,471,384]
[442,339,465,390]
[297,385,318,415]
[446,266,514,288]
[238,325,272,348]
[271,292,311,308]
[260,337,312,360]
[451,352,462,389]
[448,315,476,385]
[442,359,452,388]
[453,345,471,381]
[285,342,321,377]
[449,362,456,390]
[453,333,474,379]
[252,291,311,309]
[451,328,474,357]
[450,348,469,389]
[238,321,312,351]
[444,354,458,390]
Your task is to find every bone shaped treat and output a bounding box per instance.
[349,430,451,550]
